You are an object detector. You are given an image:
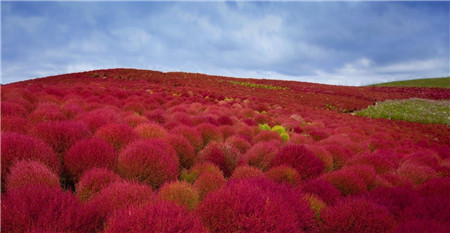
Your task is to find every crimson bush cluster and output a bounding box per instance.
[2,68,449,232]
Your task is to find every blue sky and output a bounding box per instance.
[1,1,449,85]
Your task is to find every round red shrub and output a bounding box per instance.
[198,142,245,177]
[76,168,122,201]
[1,116,30,133]
[321,170,367,196]
[87,181,155,231]
[225,135,252,154]
[1,101,28,117]
[78,107,121,132]
[104,200,207,233]
[181,161,224,183]
[123,113,148,127]
[172,125,204,152]
[231,165,264,179]
[366,186,421,220]
[403,194,450,225]
[197,178,317,233]
[418,177,450,197]
[271,144,324,180]
[246,141,280,171]
[397,163,438,185]
[347,152,398,174]
[1,185,97,233]
[118,139,179,189]
[301,178,342,205]
[158,181,200,210]
[196,123,223,147]
[266,165,300,186]
[1,132,61,190]
[30,120,90,155]
[341,164,377,190]
[253,130,283,144]
[320,197,396,233]
[166,134,196,169]
[29,102,66,123]
[394,220,448,233]
[6,160,60,191]
[94,123,139,151]
[193,171,226,200]
[135,122,168,139]
[304,145,333,172]
[65,138,116,181]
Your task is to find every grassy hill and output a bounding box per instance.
[370,77,450,88]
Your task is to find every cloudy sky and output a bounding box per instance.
[2,1,449,85]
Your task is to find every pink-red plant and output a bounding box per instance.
[1,132,61,190]
[230,165,264,179]
[118,139,179,189]
[95,123,139,151]
[198,141,245,177]
[5,160,60,191]
[266,165,301,186]
[104,200,207,233]
[158,180,200,210]
[166,134,196,169]
[197,178,317,233]
[196,123,223,147]
[135,122,168,139]
[30,120,91,155]
[321,170,367,196]
[301,178,342,205]
[1,185,98,233]
[172,125,204,153]
[271,144,324,180]
[75,168,123,201]
[86,181,155,231]
[246,141,280,171]
[65,138,116,181]
[193,171,226,200]
[320,197,396,233]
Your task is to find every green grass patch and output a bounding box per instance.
[370,77,450,88]
[355,98,450,126]
[228,80,288,90]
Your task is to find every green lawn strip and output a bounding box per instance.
[355,98,450,126]
[370,77,450,88]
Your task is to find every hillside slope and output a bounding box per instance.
[370,77,450,88]
[2,68,449,233]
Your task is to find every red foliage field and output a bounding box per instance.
[1,68,449,232]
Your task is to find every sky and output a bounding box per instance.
[1,1,449,86]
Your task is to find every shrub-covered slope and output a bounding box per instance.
[1,68,449,232]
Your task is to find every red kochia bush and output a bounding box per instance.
[266,165,300,186]
[320,198,396,233]
[393,220,448,233]
[1,101,28,117]
[31,120,90,155]
[94,123,139,151]
[246,141,280,171]
[418,177,450,197]
[1,132,61,190]
[197,178,317,233]
[65,138,116,180]
[1,185,97,233]
[118,139,179,189]
[196,123,223,147]
[253,130,283,144]
[1,116,30,133]
[172,125,204,153]
[78,107,121,132]
[76,168,122,201]
[166,134,196,169]
[104,200,207,233]
[230,165,264,179]
[193,171,226,200]
[271,144,324,180]
[28,102,66,123]
[158,180,200,210]
[225,135,252,154]
[301,178,342,205]
[135,122,168,139]
[6,160,60,191]
[321,170,367,196]
[198,142,245,177]
[87,181,155,231]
